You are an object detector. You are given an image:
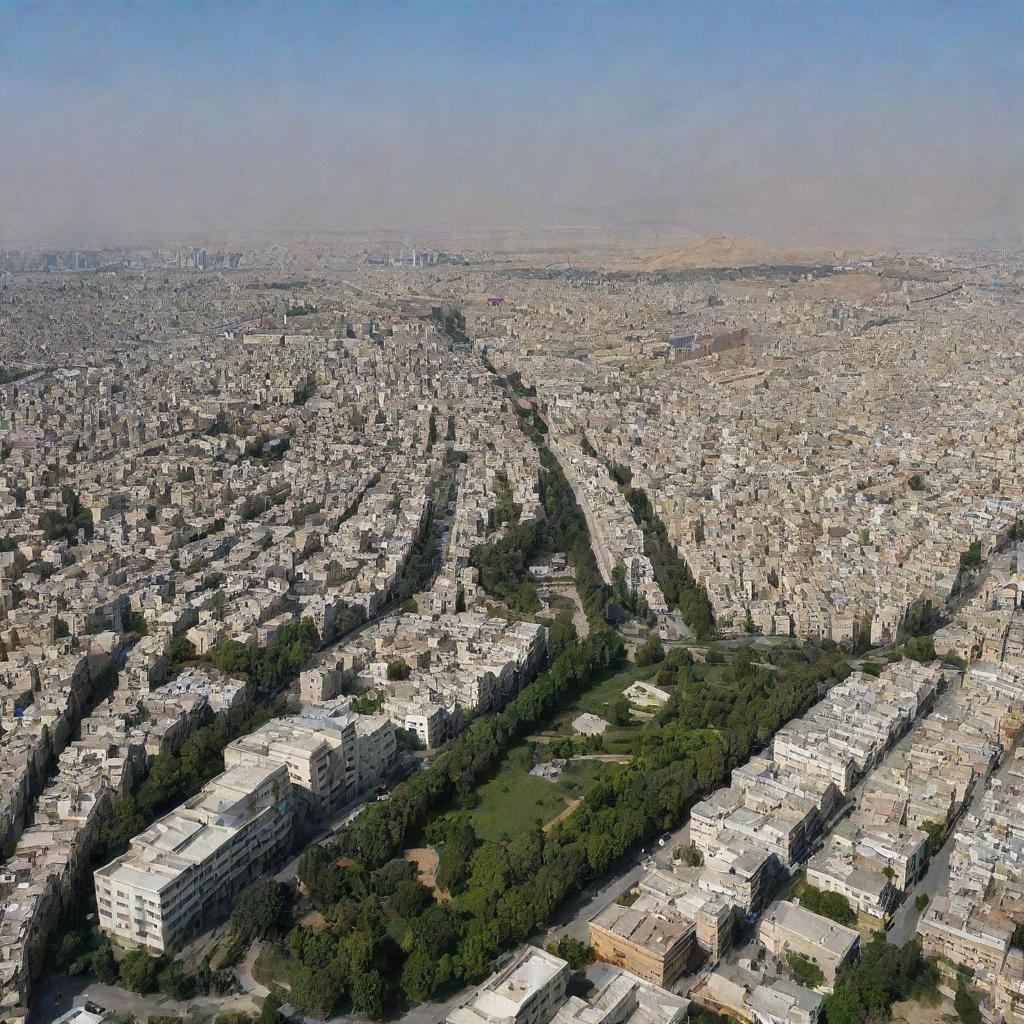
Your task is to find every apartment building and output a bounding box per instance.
[589,902,696,987]
[704,963,824,1024]
[758,901,860,989]
[224,706,396,820]
[447,946,570,1024]
[94,763,295,953]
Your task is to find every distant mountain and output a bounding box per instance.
[639,235,835,270]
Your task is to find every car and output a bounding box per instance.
[658,833,672,847]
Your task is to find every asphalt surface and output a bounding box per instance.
[886,735,1022,946]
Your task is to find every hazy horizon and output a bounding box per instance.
[2,0,1023,249]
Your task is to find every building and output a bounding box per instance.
[757,901,860,988]
[703,963,823,1024]
[589,902,695,987]
[447,946,570,1024]
[94,763,295,953]
[553,967,689,1024]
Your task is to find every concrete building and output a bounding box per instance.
[447,946,570,1024]
[94,763,295,953]
[589,902,695,987]
[757,901,860,989]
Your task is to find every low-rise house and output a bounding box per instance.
[758,901,860,989]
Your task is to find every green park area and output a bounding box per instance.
[458,743,619,842]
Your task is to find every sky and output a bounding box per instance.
[1,0,1022,246]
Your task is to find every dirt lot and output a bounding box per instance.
[406,846,447,899]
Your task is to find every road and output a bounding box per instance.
[544,436,615,586]
[886,735,1021,946]
[545,824,691,942]
[30,977,259,1024]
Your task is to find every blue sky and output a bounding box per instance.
[1,1,1022,243]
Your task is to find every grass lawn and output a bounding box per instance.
[462,743,619,842]
[252,941,302,990]
[561,660,660,719]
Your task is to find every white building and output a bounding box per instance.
[447,946,570,1024]
[94,763,295,953]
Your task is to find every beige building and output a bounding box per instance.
[758,901,860,988]
[224,704,396,822]
[589,902,695,987]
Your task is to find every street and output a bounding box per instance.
[886,734,1022,946]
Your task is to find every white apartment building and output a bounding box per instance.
[94,763,295,953]
[447,946,570,1024]
[224,707,397,820]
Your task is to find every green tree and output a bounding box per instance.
[290,966,341,1017]
[799,884,856,926]
[955,982,982,1024]
[92,943,118,984]
[607,696,632,726]
[158,960,196,1000]
[634,633,665,667]
[119,949,160,993]
[387,658,412,681]
[351,969,385,1019]
[550,935,589,969]
[401,944,438,1002]
[260,992,284,1024]
[960,539,983,571]
[905,635,936,663]
[787,953,824,989]
[389,879,433,920]
[548,611,578,660]
[231,878,292,941]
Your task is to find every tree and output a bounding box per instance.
[920,819,946,854]
[607,696,632,726]
[158,960,196,1000]
[409,904,461,956]
[955,982,982,1024]
[907,474,925,491]
[634,633,665,667]
[389,879,433,920]
[387,658,412,681]
[678,843,703,867]
[611,564,632,609]
[119,948,160,993]
[260,992,284,1024]
[435,816,478,894]
[179,724,227,787]
[549,935,589,969]
[92,943,118,984]
[787,952,824,989]
[290,966,341,1017]
[915,893,930,912]
[905,635,936,663]
[960,540,983,572]
[371,856,417,896]
[351,969,385,1019]
[400,944,438,1002]
[231,878,291,941]
[799,884,856,926]
[824,935,937,1024]
[548,612,578,661]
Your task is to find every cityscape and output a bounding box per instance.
[1,5,1023,1024]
